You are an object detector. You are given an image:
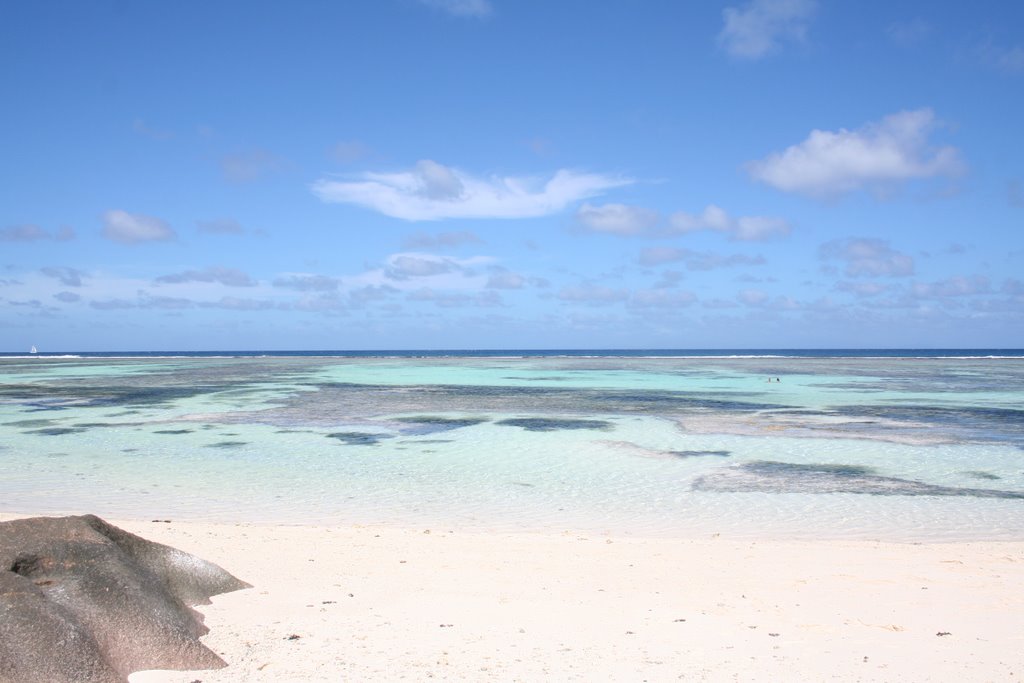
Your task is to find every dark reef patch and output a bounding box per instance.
[693,460,1024,499]
[394,415,490,434]
[502,375,572,382]
[72,422,145,429]
[4,419,58,428]
[496,417,613,432]
[326,431,392,446]
[752,461,877,477]
[832,404,1024,444]
[154,429,194,435]
[27,427,85,436]
[962,470,1001,481]
[0,382,232,410]
[206,441,248,449]
[305,381,786,422]
[670,450,732,458]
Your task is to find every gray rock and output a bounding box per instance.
[0,514,250,683]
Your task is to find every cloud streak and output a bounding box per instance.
[41,267,86,287]
[668,205,791,241]
[155,267,256,287]
[312,160,631,221]
[820,238,914,278]
[196,218,247,236]
[403,231,482,250]
[719,0,816,59]
[417,0,492,18]
[576,203,659,236]
[102,210,176,244]
[577,203,790,242]
[221,149,285,183]
[638,247,765,270]
[1,225,74,242]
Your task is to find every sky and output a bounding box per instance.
[2,0,1023,351]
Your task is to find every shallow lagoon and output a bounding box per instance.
[1,355,1022,540]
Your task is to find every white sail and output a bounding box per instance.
[30,345,38,354]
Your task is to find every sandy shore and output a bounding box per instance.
[4,514,1023,681]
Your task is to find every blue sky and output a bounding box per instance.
[2,0,1022,350]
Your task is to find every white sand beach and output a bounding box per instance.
[5,515,1012,681]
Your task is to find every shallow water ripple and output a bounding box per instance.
[1,356,1022,541]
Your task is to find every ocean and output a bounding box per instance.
[1,351,1022,540]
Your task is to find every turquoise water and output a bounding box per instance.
[1,355,1022,540]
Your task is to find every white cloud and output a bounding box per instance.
[628,289,696,308]
[836,281,891,297]
[746,109,963,197]
[407,288,502,308]
[736,289,801,310]
[312,160,631,221]
[637,247,686,266]
[349,285,399,306]
[1,224,74,242]
[979,41,1024,74]
[577,203,790,242]
[638,248,765,271]
[557,285,629,305]
[386,254,461,279]
[292,294,347,313]
[718,0,816,60]
[912,276,990,299]
[88,291,283,312]
[132,119,172,141]
[155,266,256,287]
[101,210,176,244]
[330,140,372,163]
[403,230,482,250]
[1004,279,1024,296]
[732,216,791,241]
[576,203,659,236]
[669,205,791,242]
[202,297,280,311]
[91,298,138,310]
[556,283,696,309]
[333,252,494,296]
[1009,180,1024,207]
[996,46,1024,72]
[221,149,284,182]
[653,270,685,289]
[415,160,464,199]
[669,205,730,234]
[40,267,86,287]
[820,238,914,277]
[486,268,526,290]
[273,274,341,292]
[197,218,247,235]
[886,19,930,47]
[417,0,492,18]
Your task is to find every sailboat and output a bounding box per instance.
[30,345,38,354]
